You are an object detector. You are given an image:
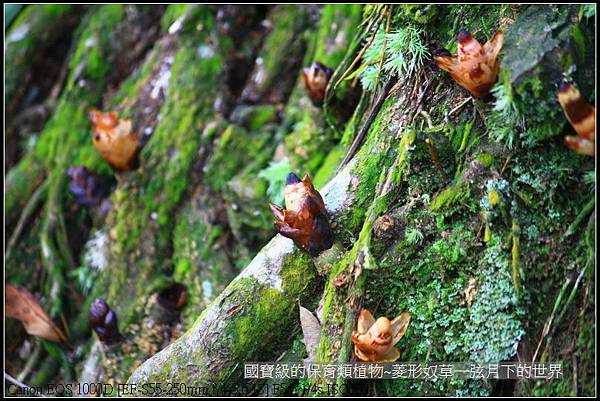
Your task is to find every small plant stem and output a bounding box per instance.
[565,197,595,237]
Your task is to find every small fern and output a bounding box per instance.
[583,170,595,193]
[358,25,429,92]
[258,159,292,206]
[405,227,425,246]
[487,70,524,149]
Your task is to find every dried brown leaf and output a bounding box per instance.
[299,305,321,362]
[5,285,67,343]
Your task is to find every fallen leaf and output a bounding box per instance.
[5,285,67,343]
[299,305,321,363]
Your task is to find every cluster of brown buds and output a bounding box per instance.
[434,30,504,98]
[67,166,113,213]
[89,109,138,171]
[90,298,122,345]
[558,82,595,156]
[351,309,411,362]
[302,61,333,107]
[269,173,334,257]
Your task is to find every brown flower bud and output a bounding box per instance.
[302,62,333,107]
[351,309,411,362]
[434,30,504,98]
[269,172,334,256]
[67,166,113,212]
[90,298,122,345]
[89,109,138,171]
[558,82,595,156]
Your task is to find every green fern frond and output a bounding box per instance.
[358,24,429,92]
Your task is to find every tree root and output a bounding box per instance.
[6,179,49,261]
[312,129,416,391]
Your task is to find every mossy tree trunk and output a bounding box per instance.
[5,4,595,397]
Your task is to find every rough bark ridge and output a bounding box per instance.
[5,4,595,397]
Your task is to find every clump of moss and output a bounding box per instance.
[98,6,231,324]
[462,237,524,362]
[204,124,275,193]
[172,199,231,327]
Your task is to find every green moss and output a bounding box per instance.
[476,152,495,168]
[172,200,231,327]
[231,105,278,132]
[7,5,128,291]
[570,23,587,60]
[313,127,416,389]
[5,154,45,229]
[367,195,522,396]
[109,50,160,111]
[68,5,124,83]
[462,237,524,363]
[223,174,273,253]
[251,5,310,97]
[313,144,346,189]
[488,189,501,209]
[129,245,322,387]
[5,217,45,288]
[580,4,596,18]
[160,4,193,31]
[284,110,330,174]
[229,253,320,361]
[334,99,398,236]
[398,5,441,26]
[511,221,521,296]
[204,124,275,193]
[371,229,488,395]
[313,4,363,67]
[258,159,292,205]
[398,4,513,49]
[430,180,468,212]
[23,5,130,177]
[495,4,594,148]
[101,7,230,324]
[281,5,363,179]
[314,248,358,372]
[119,5,595,396]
